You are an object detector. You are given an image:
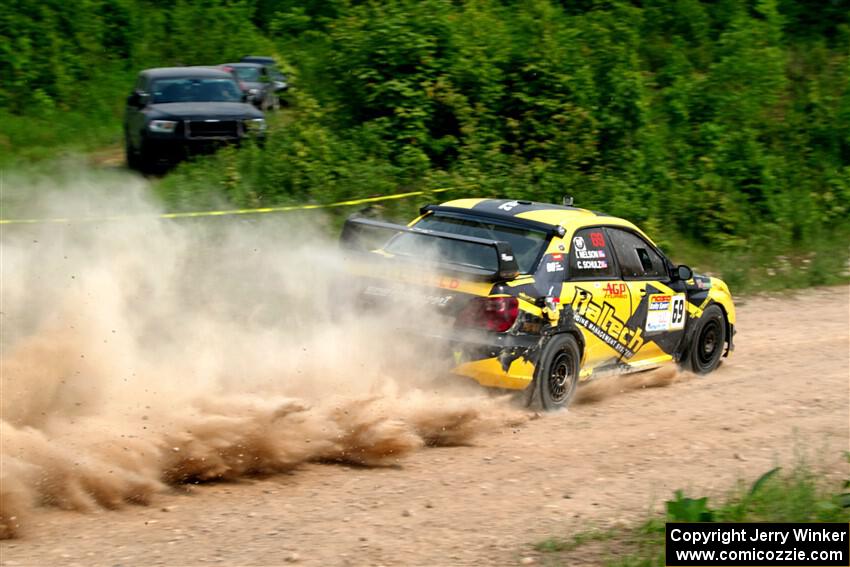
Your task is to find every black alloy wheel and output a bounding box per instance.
[686,304,726,374]
[548,351,574,404]
[525,333,580,411]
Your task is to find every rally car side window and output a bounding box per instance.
[567,228,617,280]
[606,228,666,280]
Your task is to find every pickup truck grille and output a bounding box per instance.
[185,120,240,139]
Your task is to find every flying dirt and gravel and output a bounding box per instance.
[0,170,524,534]
[0,168,847,566]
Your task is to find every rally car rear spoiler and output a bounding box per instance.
[419,204,567,238]
[340,217,520,281]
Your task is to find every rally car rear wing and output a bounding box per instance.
[419,204,567,238]
[340,217,520,281]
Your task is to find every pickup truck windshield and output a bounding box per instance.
[152,78,243,103]
[233,67,261,82]
[386,214,548,274]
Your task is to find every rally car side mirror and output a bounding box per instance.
[674,264,693,281]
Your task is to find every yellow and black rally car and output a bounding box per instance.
[341,198,736,410]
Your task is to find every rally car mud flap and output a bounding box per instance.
[726,323,735,355]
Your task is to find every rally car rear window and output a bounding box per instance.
[386,214,548,274]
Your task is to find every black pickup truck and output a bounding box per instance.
[124,67,266,172]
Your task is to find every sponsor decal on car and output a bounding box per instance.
[364,285,454,307]
[573,232,609,269]
[646,293,686,333]
[575,248,606,259]
[373,267,461,290]
[604,282,627,299]
[670,295,686,330]
[546,261,565,272]
[577,259,609,270]
[498,200,520,211]
[572,288,645,358]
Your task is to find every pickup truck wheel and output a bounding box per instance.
[125,135,140,170]
[526,334,580,411]
[685,304,726,375]
[136,142,155,174]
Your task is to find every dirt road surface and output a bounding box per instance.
[1,286,848,566]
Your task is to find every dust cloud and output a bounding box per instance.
[0,169,521,539]
[575,365,687,404]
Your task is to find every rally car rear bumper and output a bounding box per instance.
[408,328,540,390]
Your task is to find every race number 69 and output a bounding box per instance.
[671,296,685,329]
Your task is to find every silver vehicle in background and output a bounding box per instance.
[220,57,288,111]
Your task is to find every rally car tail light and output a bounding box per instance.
[457,296,519,332]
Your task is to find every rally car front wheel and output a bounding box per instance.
[527,334,580,411]
[685,304,727,375]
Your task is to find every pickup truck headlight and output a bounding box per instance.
[248,88,259,95]
[148,120,177,133]
[243,118,266,133]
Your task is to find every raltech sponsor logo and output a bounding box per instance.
[571,288,644,358]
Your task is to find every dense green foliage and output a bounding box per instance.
[2,0,849,284]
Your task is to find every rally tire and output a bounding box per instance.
[526,334,580,411]
[125,133,140,171]
[136,141,157,174]
[685,304,726,375]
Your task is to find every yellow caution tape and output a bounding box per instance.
[0,187,457,226]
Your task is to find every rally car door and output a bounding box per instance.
[604,227,686,368]
[561,227,637,374]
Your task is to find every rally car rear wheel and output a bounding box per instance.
[686,304,726,375]
[527,334,580,411]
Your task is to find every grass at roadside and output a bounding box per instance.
[532,457,850,566]
[0,110,123,166]
[662,231,850,296]
[0,70,130,167]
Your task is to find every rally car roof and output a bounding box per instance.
[422,198,651,242]
[427,198,641,232]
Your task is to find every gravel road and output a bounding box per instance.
[1,286,847,567]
